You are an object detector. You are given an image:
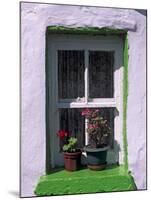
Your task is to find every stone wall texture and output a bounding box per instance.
[21,2,146,197]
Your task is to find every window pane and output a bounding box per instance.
[59,108,85,148]
[58,50,84,99]
[89,51,114,98]
[59,108,114,149]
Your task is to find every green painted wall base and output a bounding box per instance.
[34,165,136,196]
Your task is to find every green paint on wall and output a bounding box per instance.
[35,165,136,196]
[47,26,127,35]
[123,34,129,171]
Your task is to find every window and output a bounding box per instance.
[47,35,123,167]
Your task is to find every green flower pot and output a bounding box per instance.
[84,146,109,170]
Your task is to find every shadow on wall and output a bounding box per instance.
[107,140,121,165]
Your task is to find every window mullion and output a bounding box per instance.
[84,50,89,103]
[84,50,89,145]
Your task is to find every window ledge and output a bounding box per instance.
[34,165,136,196]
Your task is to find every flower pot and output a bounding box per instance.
[84,146,109,170]
[64,151,82,171]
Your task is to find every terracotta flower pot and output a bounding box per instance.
[64,151,82,171]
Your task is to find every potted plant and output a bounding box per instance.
[81,108,111,170]
[57,130,82,171]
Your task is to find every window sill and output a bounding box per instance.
[34,165,136,196]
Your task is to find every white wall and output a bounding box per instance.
[127,12,146,189]
[21,2,146,196]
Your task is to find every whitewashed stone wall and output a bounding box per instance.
[21,2,146,197]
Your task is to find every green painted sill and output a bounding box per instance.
[35,165,136,196]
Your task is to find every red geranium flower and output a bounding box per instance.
[57,130,69,139]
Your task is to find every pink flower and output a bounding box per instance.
[95,109,99,113]
[88,124,94,129]
[88,123,99,130]
[81,108,91,117]
[88,124,98,129]
[91,113,97,118]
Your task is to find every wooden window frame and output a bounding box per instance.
[47,34,124,167]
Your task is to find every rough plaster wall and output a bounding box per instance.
[127,12,146,189]
[21,2,146,196]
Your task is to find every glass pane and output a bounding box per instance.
[89,51,114,98]
[59,108,85,148]
[59,108,114,149]
[58,50,84,99]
